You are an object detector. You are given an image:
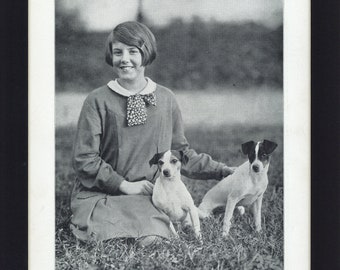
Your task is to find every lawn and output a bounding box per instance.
[55,123,283,270]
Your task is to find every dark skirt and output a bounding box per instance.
[70,191,172,241]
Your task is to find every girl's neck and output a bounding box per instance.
[117,77,148,94]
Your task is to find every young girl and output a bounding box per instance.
[70,21,234,245]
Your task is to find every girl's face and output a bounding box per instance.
[111,41,145,84]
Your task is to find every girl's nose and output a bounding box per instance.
[121,50,130,63]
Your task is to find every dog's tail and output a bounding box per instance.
[196,205,210,219]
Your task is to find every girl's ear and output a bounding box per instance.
[179,151,189,165]
[149,153,161,167]
[241,141,255,155]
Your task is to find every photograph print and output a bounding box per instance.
[55,0,284,269]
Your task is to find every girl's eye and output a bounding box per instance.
[113,51,122,56]
[129,50,139,54]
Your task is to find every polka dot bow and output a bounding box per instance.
[126,93,156,127]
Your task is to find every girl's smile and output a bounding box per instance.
[111,41,146,90]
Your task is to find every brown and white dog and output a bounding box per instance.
[149,150,202,241]
[198,140,278,237]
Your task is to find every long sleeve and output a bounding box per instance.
[72,99,125,194]
[170,96,225,180]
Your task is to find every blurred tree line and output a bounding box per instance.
[56,7,282,92]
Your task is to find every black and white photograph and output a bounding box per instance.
[29,0,310,269]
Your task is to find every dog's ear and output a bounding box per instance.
[241,141,255,155]
[149,153,161,167]
[262,140,278,155]
[179,151,189,165]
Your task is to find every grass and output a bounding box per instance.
[56,124,283,269]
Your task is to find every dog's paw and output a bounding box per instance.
[237,206,245,215]
[196,233,203,245]
[222,231,229,238]
[222,224,231,238]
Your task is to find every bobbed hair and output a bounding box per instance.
[105,21,157,67]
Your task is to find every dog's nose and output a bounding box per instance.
[252,164,259,172]
[163,169,170,177]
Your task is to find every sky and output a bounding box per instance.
[60,0,283,31]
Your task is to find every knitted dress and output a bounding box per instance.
[70,78,225,241]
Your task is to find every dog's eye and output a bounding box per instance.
[260,154,268,158]
[171,159,178,164]
[158,160,164,165]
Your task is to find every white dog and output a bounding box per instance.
[198,140,277,237]
[149,150,202,241]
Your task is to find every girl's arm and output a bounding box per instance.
[171,97,234,180]
[72,100,124,194]
[73,98,154,195]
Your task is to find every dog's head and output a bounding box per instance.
[149,150,189,179]
[241,140,277,173]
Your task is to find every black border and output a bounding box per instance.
[1,0,339,269]
[311,0,340,269]
[0,1,28,269]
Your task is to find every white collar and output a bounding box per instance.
[107,77,156,97]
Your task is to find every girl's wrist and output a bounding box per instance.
[221,165,236,178]
[118,180,130,194]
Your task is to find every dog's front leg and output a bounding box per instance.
[222,198,237,237]
[188,207,202,241]
[252,194,263,232]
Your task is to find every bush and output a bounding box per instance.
[56,17,282,92]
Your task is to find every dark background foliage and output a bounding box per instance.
[55,8,283,92]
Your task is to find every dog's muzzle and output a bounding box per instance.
[162,169,171,177]
[252,164,260,173]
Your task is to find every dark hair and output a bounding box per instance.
[105,21,157,67]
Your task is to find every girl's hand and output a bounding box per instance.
[221,166,237,177]
[119,180,154,195]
